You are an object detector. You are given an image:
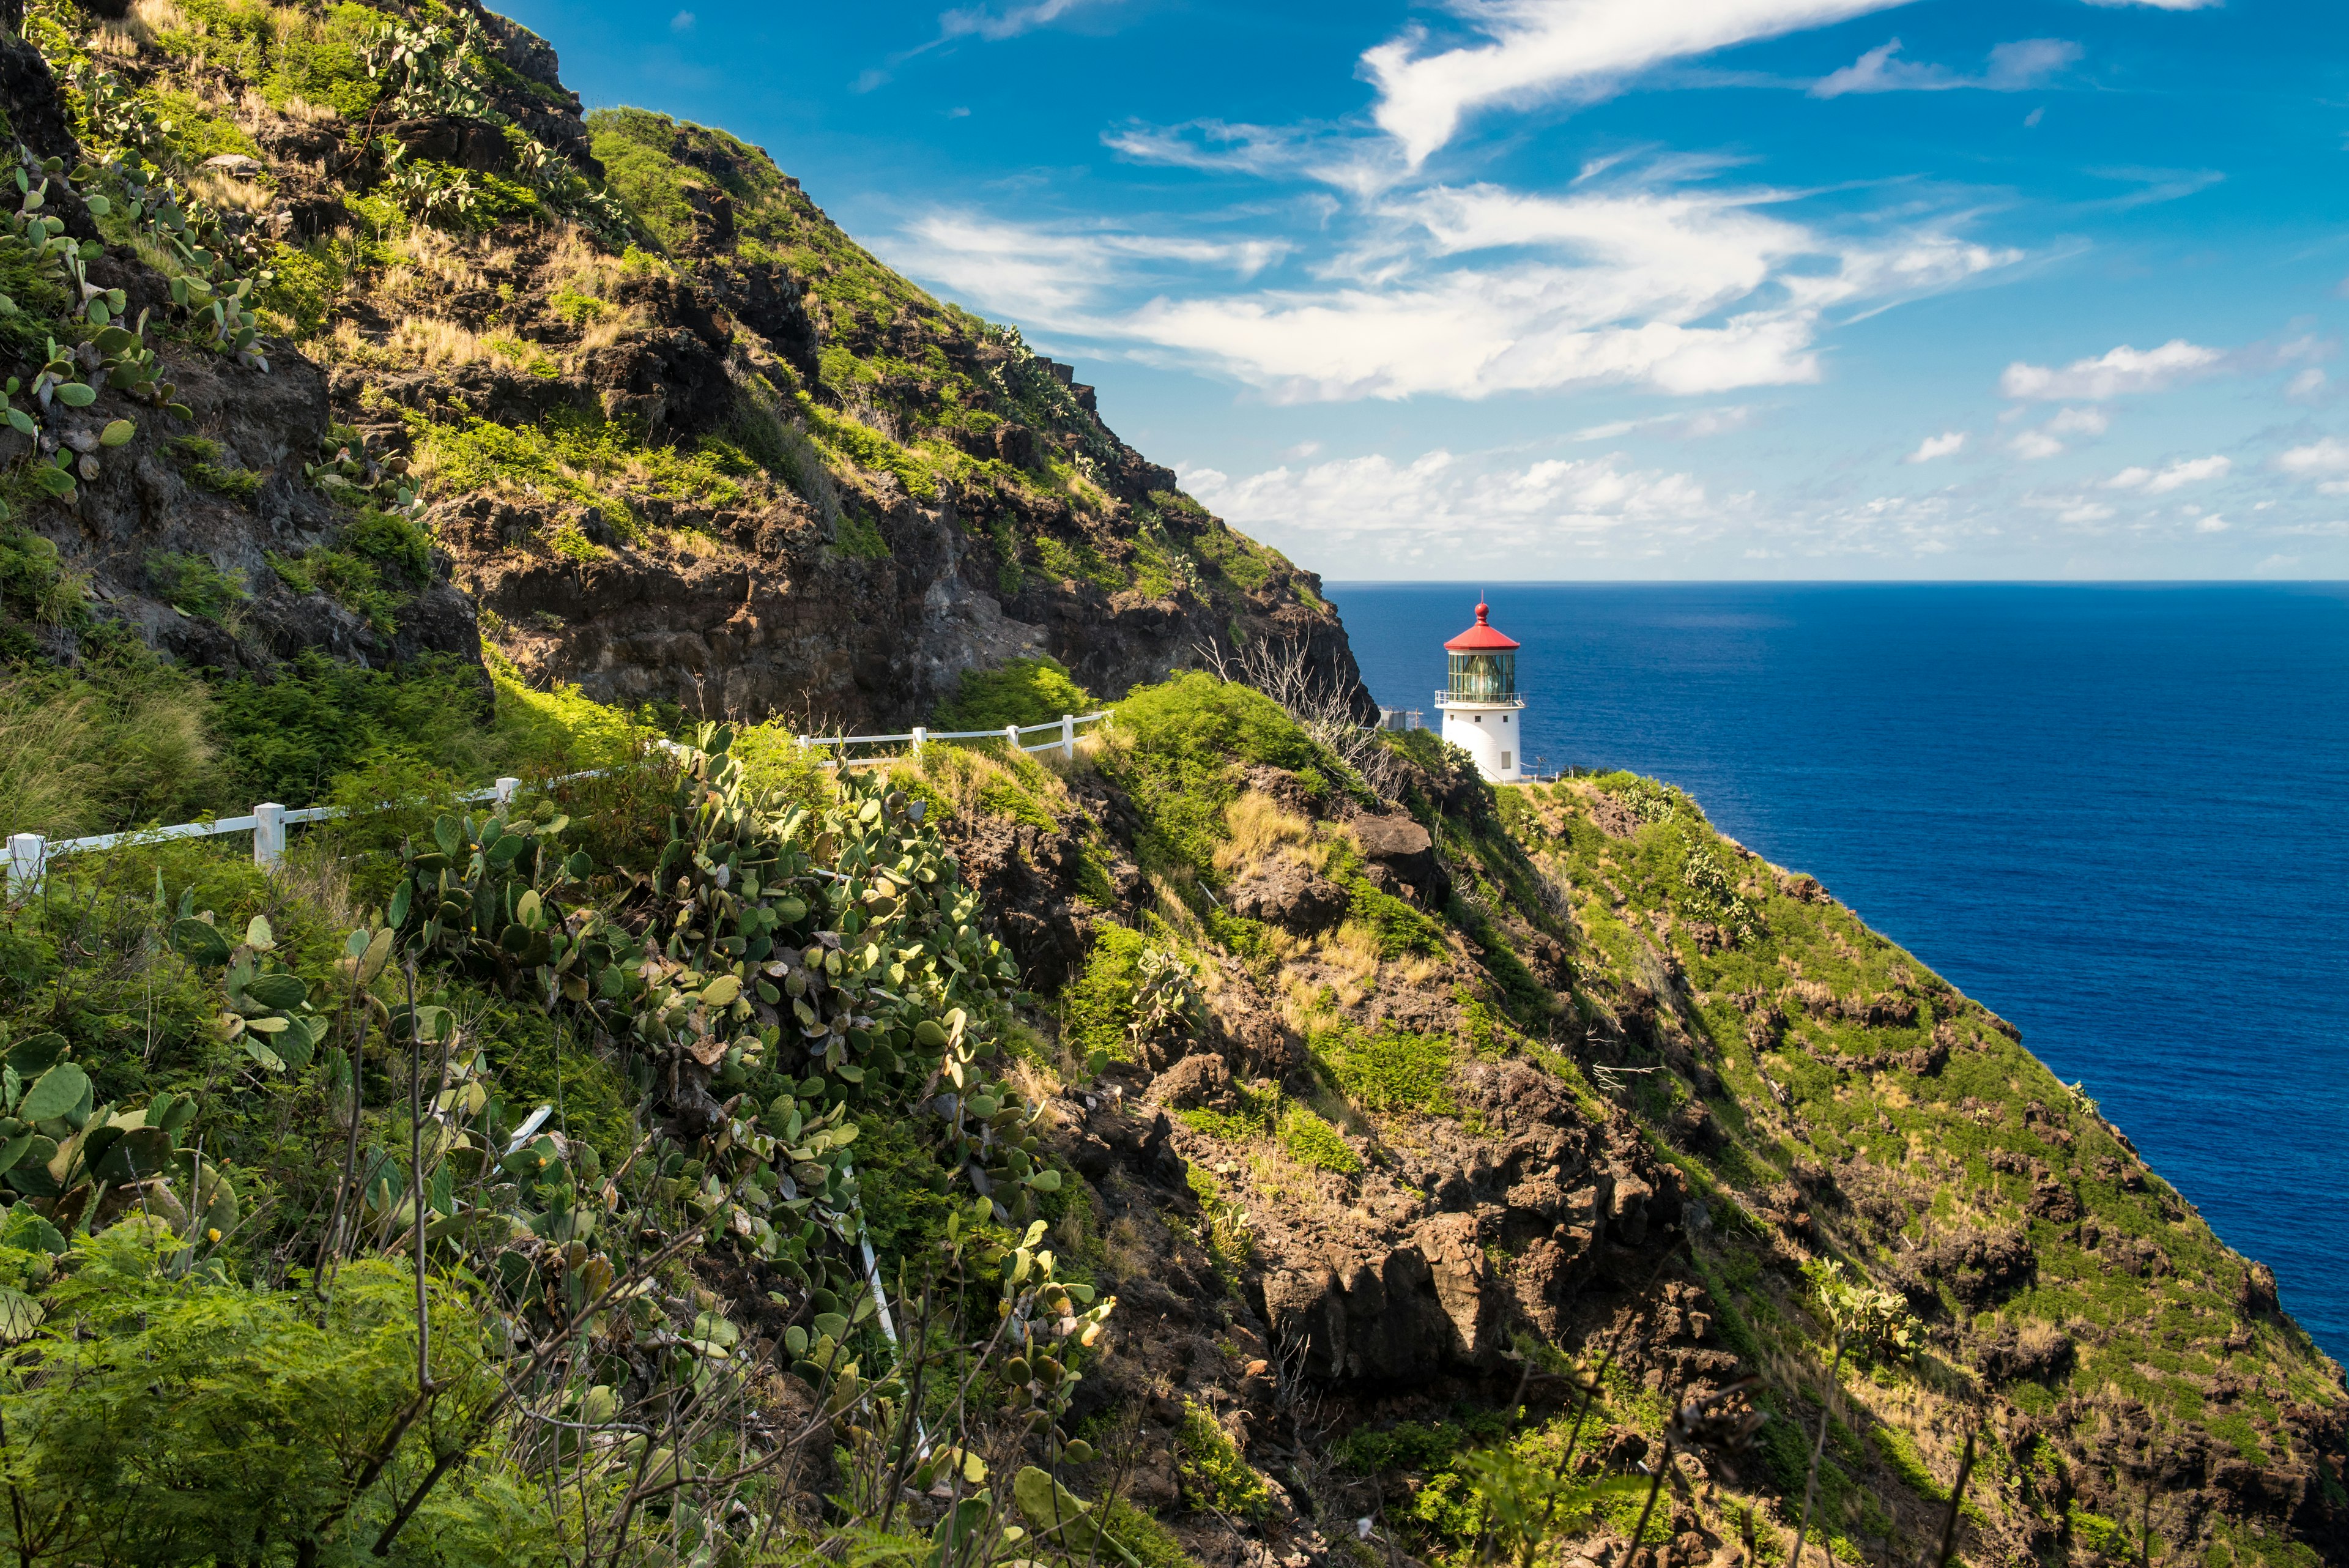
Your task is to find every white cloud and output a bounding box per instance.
[2059,502,2115,523]
[1811,37,2079,97]
[2288,367,2329,399]
[1184,447,1719,571]
[1360,0,1916,167]
[1905,431,1965,462]
[670,9,694,30]
[2278,437,2349,477]
[1181,448,1712,551]
[2010,430,2065,459]
[2080,0,2219,9]
[2000,339,2224,400]
[898,175,2016,402]
[2103,454,2230,492]
[1574,406,1754,440]
[2194,515,2230,533]
[938,0,1118,43]
[2046,406,2109,436]
[889,214,1287,322]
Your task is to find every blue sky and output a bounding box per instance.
[500,0,2349,581]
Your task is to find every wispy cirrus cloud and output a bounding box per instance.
[1905,430,1965,461]
[2000,339,2224,399]
[1574,405,1756,440]
[1360,0,1918,168]
[937,0,1119,43]
[891,169,2019,403]
[1811,37,2080,97]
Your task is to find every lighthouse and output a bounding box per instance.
[1437,600,1526,783]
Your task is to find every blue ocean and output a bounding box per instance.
[1332,582,2349,1359]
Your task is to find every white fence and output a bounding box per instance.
[5,710,1111,896]
[798,710,1110,770]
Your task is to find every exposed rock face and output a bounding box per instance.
[6,0,1367,734]
[1228,858,1348,934]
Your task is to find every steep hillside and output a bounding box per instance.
[922,700,2349,1568]
[0,0,1359,760]
[0,667,2338,1568]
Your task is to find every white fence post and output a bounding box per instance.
[252,804,286,869]
[1060,713,1074,760]
[1003,724,1019,752]
[911,726,926,756]
[6,833,43,896]
[494,776,521,806]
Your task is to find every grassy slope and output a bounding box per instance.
[1497,773,2345,1566]
[0,0,1321,845]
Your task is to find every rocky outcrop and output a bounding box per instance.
[5,0,1365,732]
[1228,858,1348,934]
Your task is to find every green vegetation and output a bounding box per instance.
[1098,673,1326,876]
[144,550,245,622]
[1060,922,1152,1063]
[1174,1402,1272,1520]
[171,436,264,503]
[1277,1105,1360,1173]
[932,656,1094,732]
[1319,1020,1457,1115]
[417,411,743,532]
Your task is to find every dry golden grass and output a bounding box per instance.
[384,317,492,369]
[387,227,488,293]
[187,169,273,214]
[1316,923,1383,1008]
[1212,790,1313,877]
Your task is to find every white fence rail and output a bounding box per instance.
[797,710,1110,768]
[6,710,1112,896]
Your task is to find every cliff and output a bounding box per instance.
[0,0,1362,740]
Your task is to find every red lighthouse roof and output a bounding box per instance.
[1444,601,1520,652]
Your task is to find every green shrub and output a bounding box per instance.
[1279,1107,1360,1174]
[1321,1022,1456,1115]
[1059,923,1149,1062]
[1100,674,1324,875]
[833,511,889,559]
[336,506,433,579]
[266,548,402,633]
[0,661,225,836]
[1099,1499,1197,1568]
[212,651,492,804]
[2,1228,552,1567]
[1335,1420,1472,1474]
[586,108,706,253]
[1174,1401,1271,1520]
[418,411,740,525]
[143,86,262,167]
[144,551,245,621]
[1342,875,1447,958]
[798,394,937,502]
[260,2,384,120]
[932,656,1094,733]
[487,655,650,779]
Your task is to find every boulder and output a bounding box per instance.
[1227,860,1348,934]
[1352,812,1449,905]
[1153,1053,1234,1113]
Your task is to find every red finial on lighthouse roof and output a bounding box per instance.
[1445,599,1519,652]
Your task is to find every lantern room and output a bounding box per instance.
[1436,601,1526,783]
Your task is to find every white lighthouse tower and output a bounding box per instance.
[1437,600,1526,784]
